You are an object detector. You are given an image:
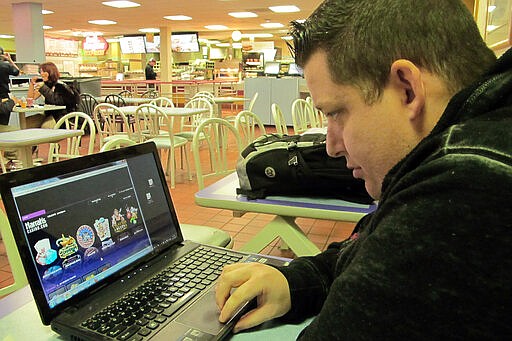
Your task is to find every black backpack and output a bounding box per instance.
[59,80,81,112]
[236,133,374,204]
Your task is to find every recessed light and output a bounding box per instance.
[269,5,300,13]
[139,28,160,33]
[164,15,192,21]
[216,43,231,47]
[228,12,258,18]
[102,1,140,8]
[260,22,284,29]
[43,25,53,30]
[42,10,54,15]
[0,34,15,38]
[205,25,228,30]
[281,36,293,41]
[241,33,273,38]
[88,20,117,25]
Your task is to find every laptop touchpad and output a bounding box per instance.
[176,290,226,335]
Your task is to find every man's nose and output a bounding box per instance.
[326,126,346,158]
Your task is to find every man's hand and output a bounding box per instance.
[215,262,291,333]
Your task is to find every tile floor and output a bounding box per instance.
[0,118,357,293]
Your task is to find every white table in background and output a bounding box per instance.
[119,106,208,117]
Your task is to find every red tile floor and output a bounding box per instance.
[0,117,357,294]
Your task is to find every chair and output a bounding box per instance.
[138,104,191,188]
[97,121,231,249]
[141,89,159,98]
[193,91,215,100]
[93,103,139,147]
[118,89,134,98]
[305,96,325,128]
[150,96,175,108]
[99,137,137,152]
[271,103,289,135]
[0,207,28,296]
[192,117,242,190]
[176,97,215,142]
[47,112,96,163]
[78,93,99,124]
[247,92,259,112]
[234,110,266,147]
[104,93,126,107]
[291,98,315,135]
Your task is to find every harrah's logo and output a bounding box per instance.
[25,217,48,233]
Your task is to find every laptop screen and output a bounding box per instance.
[1,143,181,314]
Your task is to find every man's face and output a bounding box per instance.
[303,50,409,199]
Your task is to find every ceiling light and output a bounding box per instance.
[102,1,140,8]
[269,5,300,13]
[205,25,228,30]
[488,5,496,12]
[0,34,15,38]
[260,22,284,29]
[43,26,53,30]
[231,30,242,41]
[139,28,160,33]
[281,36,293,41]
[164,15,192,21]
[229,12,258,18]
[42,10,54,15]
[88,20,117,25]
[241,33,273,38]
[216,43,231,47]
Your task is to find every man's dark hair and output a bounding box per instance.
[289,0,497,103]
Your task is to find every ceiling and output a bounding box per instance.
[0,0,323,43]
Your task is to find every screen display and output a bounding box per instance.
[171,32,200,53]
[119,36,147,54]
[10,153,179,309]
[144,35,160,53]
[264,62,281,75]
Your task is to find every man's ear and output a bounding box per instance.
[389,59,425,120]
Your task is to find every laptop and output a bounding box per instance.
[0,142,289,340]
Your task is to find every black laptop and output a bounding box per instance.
[0,142,288,340]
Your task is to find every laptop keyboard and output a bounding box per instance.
[81,246,244,340]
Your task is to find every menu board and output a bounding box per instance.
[119,36,146,54]
[171,33,200,53]
[144,35,160,53]
[44,37,79,57]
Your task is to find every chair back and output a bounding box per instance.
[234,110,266,147]
[192,117,242,190]
[271,103,288,135]
[193,91,215,100]
[100,137,137,152]
[118,90,134,98]
[0,207,28,296]
[180,97,214,135]
[78,93,99,118]
[105,93,126,107]
[150,97,175,108]
[141,89,159,98]
[291,98,315,134]
[134,104,163,141]
[247,92,259,112]
[47,112,96,163]
[305,96,324,128]
[93,103,135,147]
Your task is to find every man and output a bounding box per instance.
[0,46,19,128]
[145,58,157,88]
[215,0,512,339]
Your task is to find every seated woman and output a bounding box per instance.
[27,62,77,128]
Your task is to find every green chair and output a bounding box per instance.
[0,207,28,296]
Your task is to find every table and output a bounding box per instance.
[11,104,67,129]
[95,96,153,105]
[120,105,208,117]
[0,128,83,168]
[0,285,311,340]
[195,172,377,256]
[213,97,249,117]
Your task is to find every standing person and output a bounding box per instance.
[215,0,512,339]
[27,62,77,128]
[0,46,19,130]
[145,58,157,88]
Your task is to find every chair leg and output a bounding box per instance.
[0,150,7,173]
[182,146,192,181]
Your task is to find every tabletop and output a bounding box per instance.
[213,97,249,104]
[0,128,83,147]
[95,96,153,105]
[120,105,209,117]
[10,104,67,129]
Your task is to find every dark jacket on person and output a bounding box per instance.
[145,63,157,80]
[0,60,19,99]
[278,48,512,339]
[38,81,77,121]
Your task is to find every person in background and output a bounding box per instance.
[27,62,74,128]
[215,0,512,339]
[0,46,19,131]
[145,58,157,88]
